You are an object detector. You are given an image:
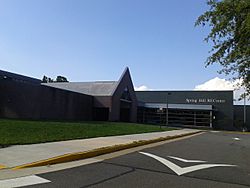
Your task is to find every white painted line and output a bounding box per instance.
[233,137,241,141]
[139,152,236,176]
[168,156,206,163]
[0,175,51,188]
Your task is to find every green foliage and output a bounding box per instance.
[42,75,69,83]
[42,75,54,83]
[56,76,68,82]
[0,119,173,145]
[196,0,250,96]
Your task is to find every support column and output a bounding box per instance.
[194,112,196,126]
[143,109,145,123]
[210,111,213,128]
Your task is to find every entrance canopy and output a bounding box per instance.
[140,103,213,111]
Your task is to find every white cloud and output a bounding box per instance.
[194,77,235,90]
[194,77,249,105]
[134,85,151,91]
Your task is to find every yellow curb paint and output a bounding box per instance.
[0,165,7,169]
[221,131,250,135]
[12,131,203,170]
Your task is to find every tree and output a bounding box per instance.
[42,75,69,83]
[195,0,250,96]
[56,76,68,82]
[42,75,54,83]
[42,76,48,83]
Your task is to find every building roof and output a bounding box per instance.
[0,70,41,84]
[43,81,118,96]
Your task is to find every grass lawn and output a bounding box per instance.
[0,119,174,146]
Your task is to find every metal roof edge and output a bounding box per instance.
[110,67,129,96]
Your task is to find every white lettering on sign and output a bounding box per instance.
[186,98,226,104]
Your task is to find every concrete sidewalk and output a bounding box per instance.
[0,129,201,169]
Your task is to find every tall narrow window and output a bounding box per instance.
[121,87,131,101]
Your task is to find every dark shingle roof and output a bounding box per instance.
[0,70,41,84]
[42,81,118,96]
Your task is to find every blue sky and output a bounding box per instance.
[0,0,238,91]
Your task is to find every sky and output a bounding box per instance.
[0,0,249,104]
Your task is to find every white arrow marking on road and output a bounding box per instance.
[0,175,51,188]
[168,156,207,163]
[139,152,236,176]
[233,137,241,141]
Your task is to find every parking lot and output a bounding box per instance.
[18,131,250,188]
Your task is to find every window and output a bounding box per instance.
[121,87,131,101]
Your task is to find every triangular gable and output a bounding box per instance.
[109,67,137,122]
[111,67,136,100]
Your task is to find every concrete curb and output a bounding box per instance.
[12,131,203,170]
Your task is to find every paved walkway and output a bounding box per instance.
[0,129,200,168]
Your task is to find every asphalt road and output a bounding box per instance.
[24,131,250,188]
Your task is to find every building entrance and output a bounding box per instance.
[120,100,131,122]
[138,106,213,128]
